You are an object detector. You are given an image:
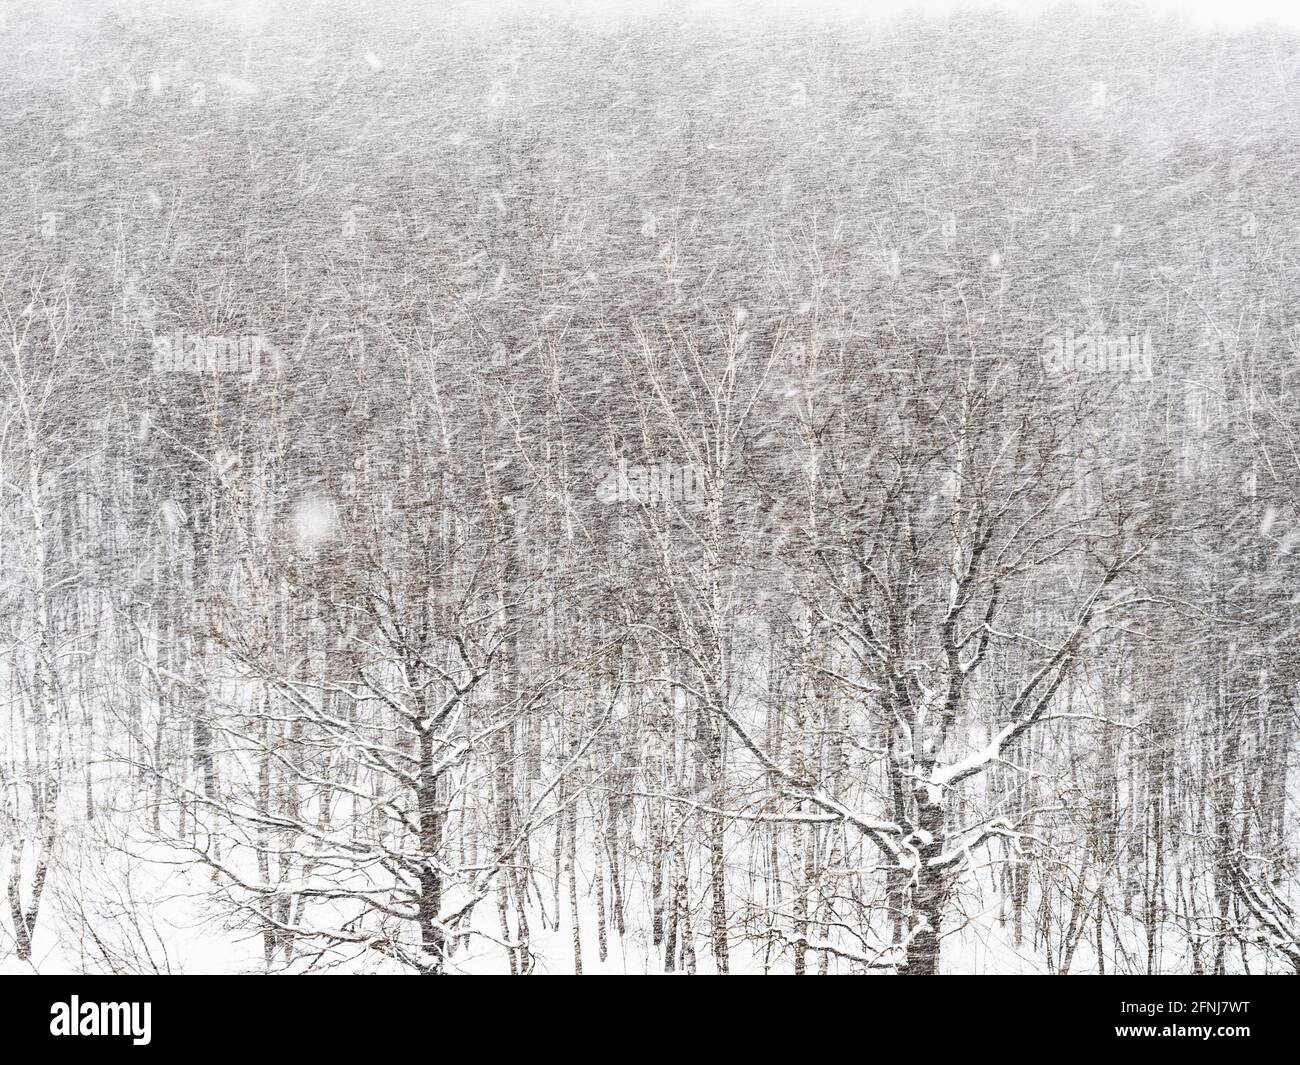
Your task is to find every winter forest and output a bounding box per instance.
[2,0,1300,976]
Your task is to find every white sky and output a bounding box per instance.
[523,0,1300,31]
[98,0,1300,29]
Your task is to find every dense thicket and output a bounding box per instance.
[2,0,1299,973]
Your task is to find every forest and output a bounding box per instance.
[1,0,1299,975]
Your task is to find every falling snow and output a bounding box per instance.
[1,0,1299,979]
